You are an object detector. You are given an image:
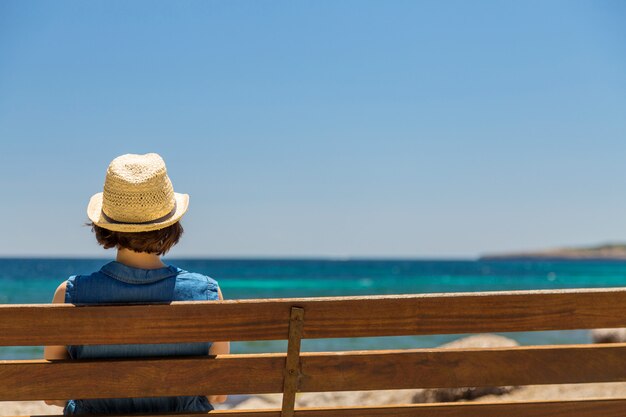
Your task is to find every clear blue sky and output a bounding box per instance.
[1,0,625,258]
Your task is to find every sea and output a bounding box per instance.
[2,257,626,360]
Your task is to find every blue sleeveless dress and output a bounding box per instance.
[63,261,219,415]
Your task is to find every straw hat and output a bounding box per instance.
[87,153,189,232]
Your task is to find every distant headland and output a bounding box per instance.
[480,243,626,261]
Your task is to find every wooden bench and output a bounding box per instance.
[2,288,626,416]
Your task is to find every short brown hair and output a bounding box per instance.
[89,221,184,255]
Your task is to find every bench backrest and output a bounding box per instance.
[2,288,626,416]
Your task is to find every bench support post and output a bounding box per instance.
[281,306,304,417]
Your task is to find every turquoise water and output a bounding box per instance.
[2,258,626,359]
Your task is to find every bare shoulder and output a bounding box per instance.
[51,281,67,303]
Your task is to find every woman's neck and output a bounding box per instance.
[116,248,166,269]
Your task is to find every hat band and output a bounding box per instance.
[101,202,177,226]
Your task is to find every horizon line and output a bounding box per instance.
[0,254,478,261]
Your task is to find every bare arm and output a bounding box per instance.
[43,282,70,407]
[207,286,230,404]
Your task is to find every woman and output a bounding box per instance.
[44,153,229,414]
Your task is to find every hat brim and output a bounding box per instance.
[87,192,189,232]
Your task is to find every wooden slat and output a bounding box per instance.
[4,288,626,345]
[12,399,626,417]
[281,307,304,417]
[197,398,626,417]
[299,343,626,391]
[182,399,626,417]
[4,344,626,400]
[0,355,284,401]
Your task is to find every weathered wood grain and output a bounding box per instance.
[0,355,284,401]
[214,399,626,417]
[3,288,626,345]
[4,344,626,400]
[299,343,626,391]
[205,399,626,417]
[281,307,304,417]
